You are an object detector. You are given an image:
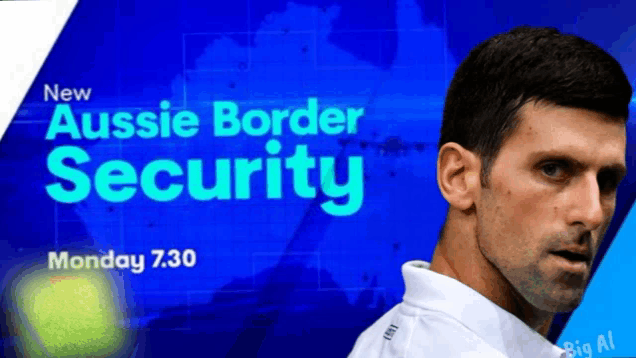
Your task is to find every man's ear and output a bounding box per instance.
[436,143,481,211]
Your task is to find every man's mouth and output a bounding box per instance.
[551,250,589,263]
[550,250,591,273]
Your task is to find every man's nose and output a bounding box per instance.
[568,173,605,231]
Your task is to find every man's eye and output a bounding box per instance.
[598,172,619,192]
[541,162,567,179]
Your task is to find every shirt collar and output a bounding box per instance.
[402,260,567,358]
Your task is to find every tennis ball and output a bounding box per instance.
[13,271,126,357]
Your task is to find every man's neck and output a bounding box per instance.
[429,213,555,336]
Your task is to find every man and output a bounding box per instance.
[348,26,632,358]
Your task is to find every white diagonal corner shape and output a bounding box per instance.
[0,0,78,140]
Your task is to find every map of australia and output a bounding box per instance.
[76,0,456,311]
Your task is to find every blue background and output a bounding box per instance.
[2,0,636,356]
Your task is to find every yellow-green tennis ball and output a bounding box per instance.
[15,271,126,357]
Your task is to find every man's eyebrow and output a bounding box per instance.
[604,162,628,180]
[529,150,628,179]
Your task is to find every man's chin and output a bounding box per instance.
[531,289,585,313]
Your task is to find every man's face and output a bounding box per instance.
[476,101,627,313]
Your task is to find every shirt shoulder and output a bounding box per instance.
[347,302,509,358]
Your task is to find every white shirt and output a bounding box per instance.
[348,260,567,358]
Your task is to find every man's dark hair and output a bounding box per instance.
[438,26,633,189]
